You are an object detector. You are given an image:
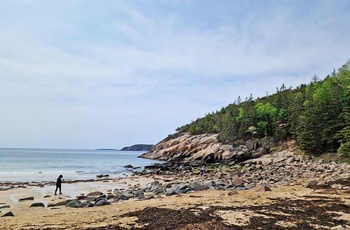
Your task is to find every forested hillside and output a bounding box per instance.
[177,61,350,157]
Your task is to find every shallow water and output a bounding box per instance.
[0,148,161,182]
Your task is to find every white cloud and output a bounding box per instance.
[0,0,349,148]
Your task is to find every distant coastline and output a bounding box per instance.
[120,144,153,151]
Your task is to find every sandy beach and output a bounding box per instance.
[1,170,350,230]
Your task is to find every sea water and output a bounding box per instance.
[0,148,161,182]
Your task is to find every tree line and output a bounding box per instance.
[177,61,350,157]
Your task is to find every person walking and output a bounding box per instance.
[199,165,206,175]
[54,175,63,195]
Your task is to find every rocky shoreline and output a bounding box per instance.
[2,149,349,210]
[1,146,350,229]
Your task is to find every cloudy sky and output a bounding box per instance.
[1,0,349,149]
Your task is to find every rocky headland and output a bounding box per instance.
[139,132,349,190]
[140,132,271,163]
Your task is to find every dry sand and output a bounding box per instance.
[1,175,349,230]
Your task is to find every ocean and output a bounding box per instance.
[0,148,161,182]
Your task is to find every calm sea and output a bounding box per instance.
[0,148,161,182]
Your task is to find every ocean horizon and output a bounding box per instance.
[0,148,162,182]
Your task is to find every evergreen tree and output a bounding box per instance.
[176,60,350,158]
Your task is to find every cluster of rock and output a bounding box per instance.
[139,131,350,191]
[140,133,270,163]
[0,175,271,217]
[65,191,112,208]
[63,180,210,209]
[232,151,350,190]
[67,149,350,209]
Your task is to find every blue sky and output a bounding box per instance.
[1,0,349,149]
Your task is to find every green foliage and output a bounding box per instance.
[254,102,277,137]
[337,125,350,157]
[177,60,350,157]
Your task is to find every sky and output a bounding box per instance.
[1,0,349,149]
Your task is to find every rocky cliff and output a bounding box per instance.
[139,132,271,163]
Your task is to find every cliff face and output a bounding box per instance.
[140,132,270,163]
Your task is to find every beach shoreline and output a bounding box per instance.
[1,167,350,229]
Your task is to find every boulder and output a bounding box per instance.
[114,191,135,202]
[94,198,111,206]
[30,202,45,208]
[106,193,114,199]
[18,196,34,202]
[96,174,109,178]
[47,199,71,207]
[172,183,191,194]
[114,194,128,201]
[152,188,165,195]
[150,181,161,191]
[190,182,208,191]
[165,190,177,196]
[66,200,82,208]
[165,183,192,196]
[134,190,144,199]
[1,211,14,217]
[81,200,93,208]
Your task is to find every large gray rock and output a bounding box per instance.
[152,188,165,195]
[173,183,191,194]
[114,194,129,201]
[166,183,192,196]
[114,190,135,202]
[66,200,82,208]
[106,193,114,199]
[165,190,177,196]
[81,200,93,208]
[134,190,144,199]
[94,198,111,206]
[150,181,161,191]
[190,182,208,191]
